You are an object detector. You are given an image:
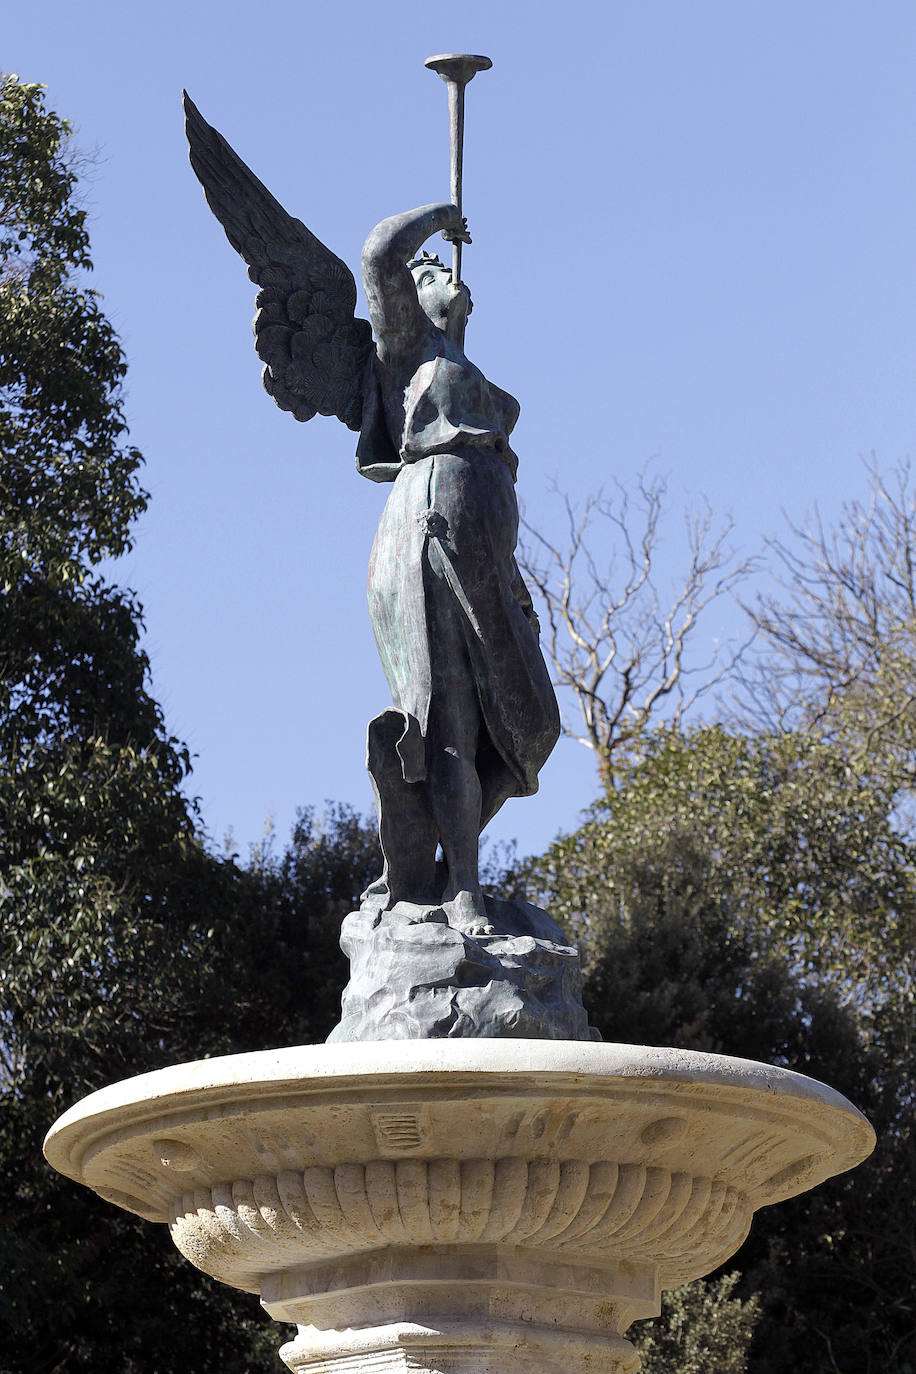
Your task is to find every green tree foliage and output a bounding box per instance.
[636,1272,761,1374]
[0,74,207,1086]
[520,725,915,1372]
[0,73,145,582]
[527,725,915,1010]
[224,803,383,1051]
[0,72,269,1373]
[0,74,380,1372]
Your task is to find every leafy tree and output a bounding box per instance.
[635,1272,761,1374]
[0,793,377,1374]
[520,724,915,1372]
[0,74,383,1372]
[0,72,146,586]
[222,803,382,1051]
[0,76,337,1373]
[0,72,246,1373]
[526,725,914,1009]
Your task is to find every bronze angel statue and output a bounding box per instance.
[184,91,559,936]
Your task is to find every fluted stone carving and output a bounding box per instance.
[170,1157,750,1289]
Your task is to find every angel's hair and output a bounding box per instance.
[407,250,473,315]
[407,249,445,272]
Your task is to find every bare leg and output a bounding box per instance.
[428,733,483,923]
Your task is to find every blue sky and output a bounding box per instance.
[6,1,916,859]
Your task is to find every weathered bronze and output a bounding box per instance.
[184,65,584,1039]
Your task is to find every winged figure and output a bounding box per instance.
[184,93,559,933]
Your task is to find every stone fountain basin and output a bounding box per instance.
[45,1040,874,1291]
[45,1041,875,1374]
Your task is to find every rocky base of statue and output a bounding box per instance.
[327,894,599,1042]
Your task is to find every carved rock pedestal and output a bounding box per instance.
[44,1042,874,1374]
[330,896,599,1043]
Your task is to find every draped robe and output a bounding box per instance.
[356,339,560,845]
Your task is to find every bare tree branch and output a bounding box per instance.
[734,459,916,795]
[519,473,756,787]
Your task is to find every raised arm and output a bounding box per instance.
[361,202,468,360]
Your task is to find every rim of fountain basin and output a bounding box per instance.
[45,1038,875,1188]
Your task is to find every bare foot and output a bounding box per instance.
[443,889,495,937]
[460,918,497,937]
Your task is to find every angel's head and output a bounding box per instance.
[408,251,472,332]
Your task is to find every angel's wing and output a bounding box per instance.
[183,92,373,430]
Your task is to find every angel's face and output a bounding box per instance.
[412,260,458,329]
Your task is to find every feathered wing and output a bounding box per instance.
[183,91,373,430]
